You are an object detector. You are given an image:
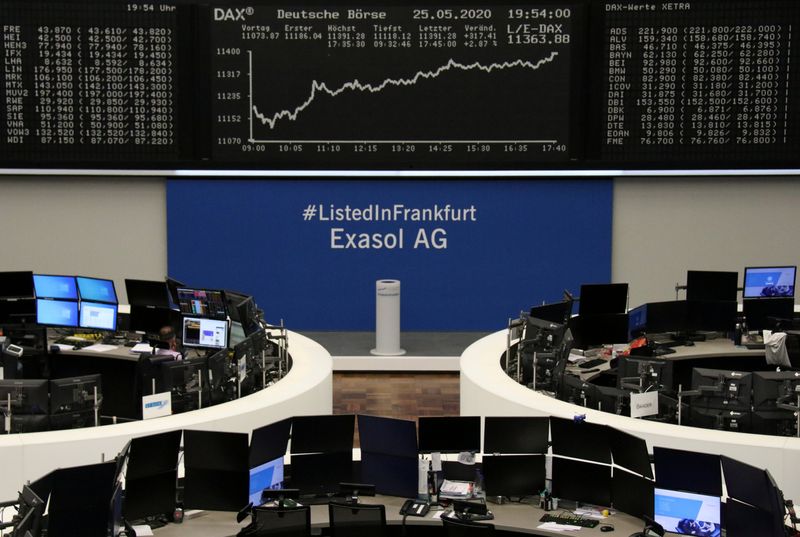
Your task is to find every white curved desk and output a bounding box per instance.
[460,330,800,501]
[0,331,332,501]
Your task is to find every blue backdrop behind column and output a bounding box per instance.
[166,179,612,331]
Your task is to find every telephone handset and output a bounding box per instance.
[399,499,430,517]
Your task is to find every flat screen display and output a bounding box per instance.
[177,288,228,319]
[248,457,284,506]
[79,302,118,331]
[654,488,721,537]
[0,271,34,299]
[37,299,78,327]
[76,277,117,304]
[182,316,228,349]
[744,266,796,298]
[33,275,77,300]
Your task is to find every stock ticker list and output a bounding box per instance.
[0,3,180,162]
[602,1,800,162]
[211,4,577,164]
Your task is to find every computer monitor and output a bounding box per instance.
[176,288,228,319]
[628,304,647,339]
[207,347,235,405]
[653,447,721,497]
[124,279,171,308]
[33,274,77,300]
[570,313,629,349]
[744,266,796,298]
[687,300,737,333]
[0,298,36,325]
[530,300,573,324]
[290,452,354,496]
[689,407,751,433]
[753,371,800,411]
[47,461,117,537]
[159,358,209,413]
[49,374,102,429]
[290,414,355,454]
[585,384,629,415]
[182,316,228,349]
[751,410,796,436]
[417,416,481,453]
[79,302,118,331]
[743,298,795,331]
[612,470,654,519]
[76,276,117,304]
[129,305,179,335]
[551,458,611,507]
[183,429,249,511]
[360,452,418,498]
[690,368,752,412]
[483,416,549,454]
[578,283,628,315]
[609,427,653,478]
[36,299,78,327]
[550,417,611,463]
[643,300,689,335]
[653,487,721,536]
[482,455,545,498]
[14,484,45,537]
[237,297,262,336]
[123,430,182,521]
[725,499,782,537]
[0,379,49,414]
[357,415,418,458]
[686,270,738,302]
[616,357,674,394]
[250,418,291,470]
[720,456,776,513]
[0,271,34,299]
[249,456,285,505]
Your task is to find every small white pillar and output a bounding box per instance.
[371,279,406,356]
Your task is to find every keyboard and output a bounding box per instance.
[653,346,676,356]
[578,358,606,369]
[453,512,495,522]
[539,514,599,528]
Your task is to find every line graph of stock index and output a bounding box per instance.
[211,4,577,165]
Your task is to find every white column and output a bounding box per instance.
[371,279,406,356]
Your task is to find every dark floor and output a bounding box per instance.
[302,331,490,356]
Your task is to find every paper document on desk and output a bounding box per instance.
[439,479,473,497]
[82,344,118,353]
[537,521,582,531]
[130,525,154,536]
[129,343,153,354]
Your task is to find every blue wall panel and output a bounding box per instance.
[166,179,612,331]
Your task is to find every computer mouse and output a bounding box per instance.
[684,340,695,346]
[600,526,614,532]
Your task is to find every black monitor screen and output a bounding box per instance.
[609,427,653,478]
[551,458,611,507]
[482,455,545,498]
[47,462,116,537]
[686,271,738,302]
[578,283,628,315]
[291,414,355,454]
[0,379,49,414]
[360,452,418,498]
[76,276,117,304]
[418,416,481,453]
[125,279,170,308]
[289,452,353,496]
[0,271,34,299]
[611,470,654,519]
[571,313,629,348]
[721,456,775,513]
[743,298,795,331]
[177,288,228,319]
[49,374,101,415]
[357,415,417,458]
[250,418,292,468]
[646,300,688,334]
[127,430,182,480]
[726,499,781,537]
[483,416,549,454]
[183,430,249,511]
[129,305,179,335]
[550,417,611,463]
[530,301,573,324]
[687,300,737,333]
[744,266,796,299]
[653,447,721,497]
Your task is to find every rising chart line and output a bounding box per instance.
[251,52,560,130]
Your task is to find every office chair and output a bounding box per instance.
[328,501,386,537]
[442,516,496,536]
[240,505,311,537]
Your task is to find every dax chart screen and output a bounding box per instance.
[210,4,581,165]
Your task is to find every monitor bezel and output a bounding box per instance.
[743,265,797,299]
[76,276,118,304]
